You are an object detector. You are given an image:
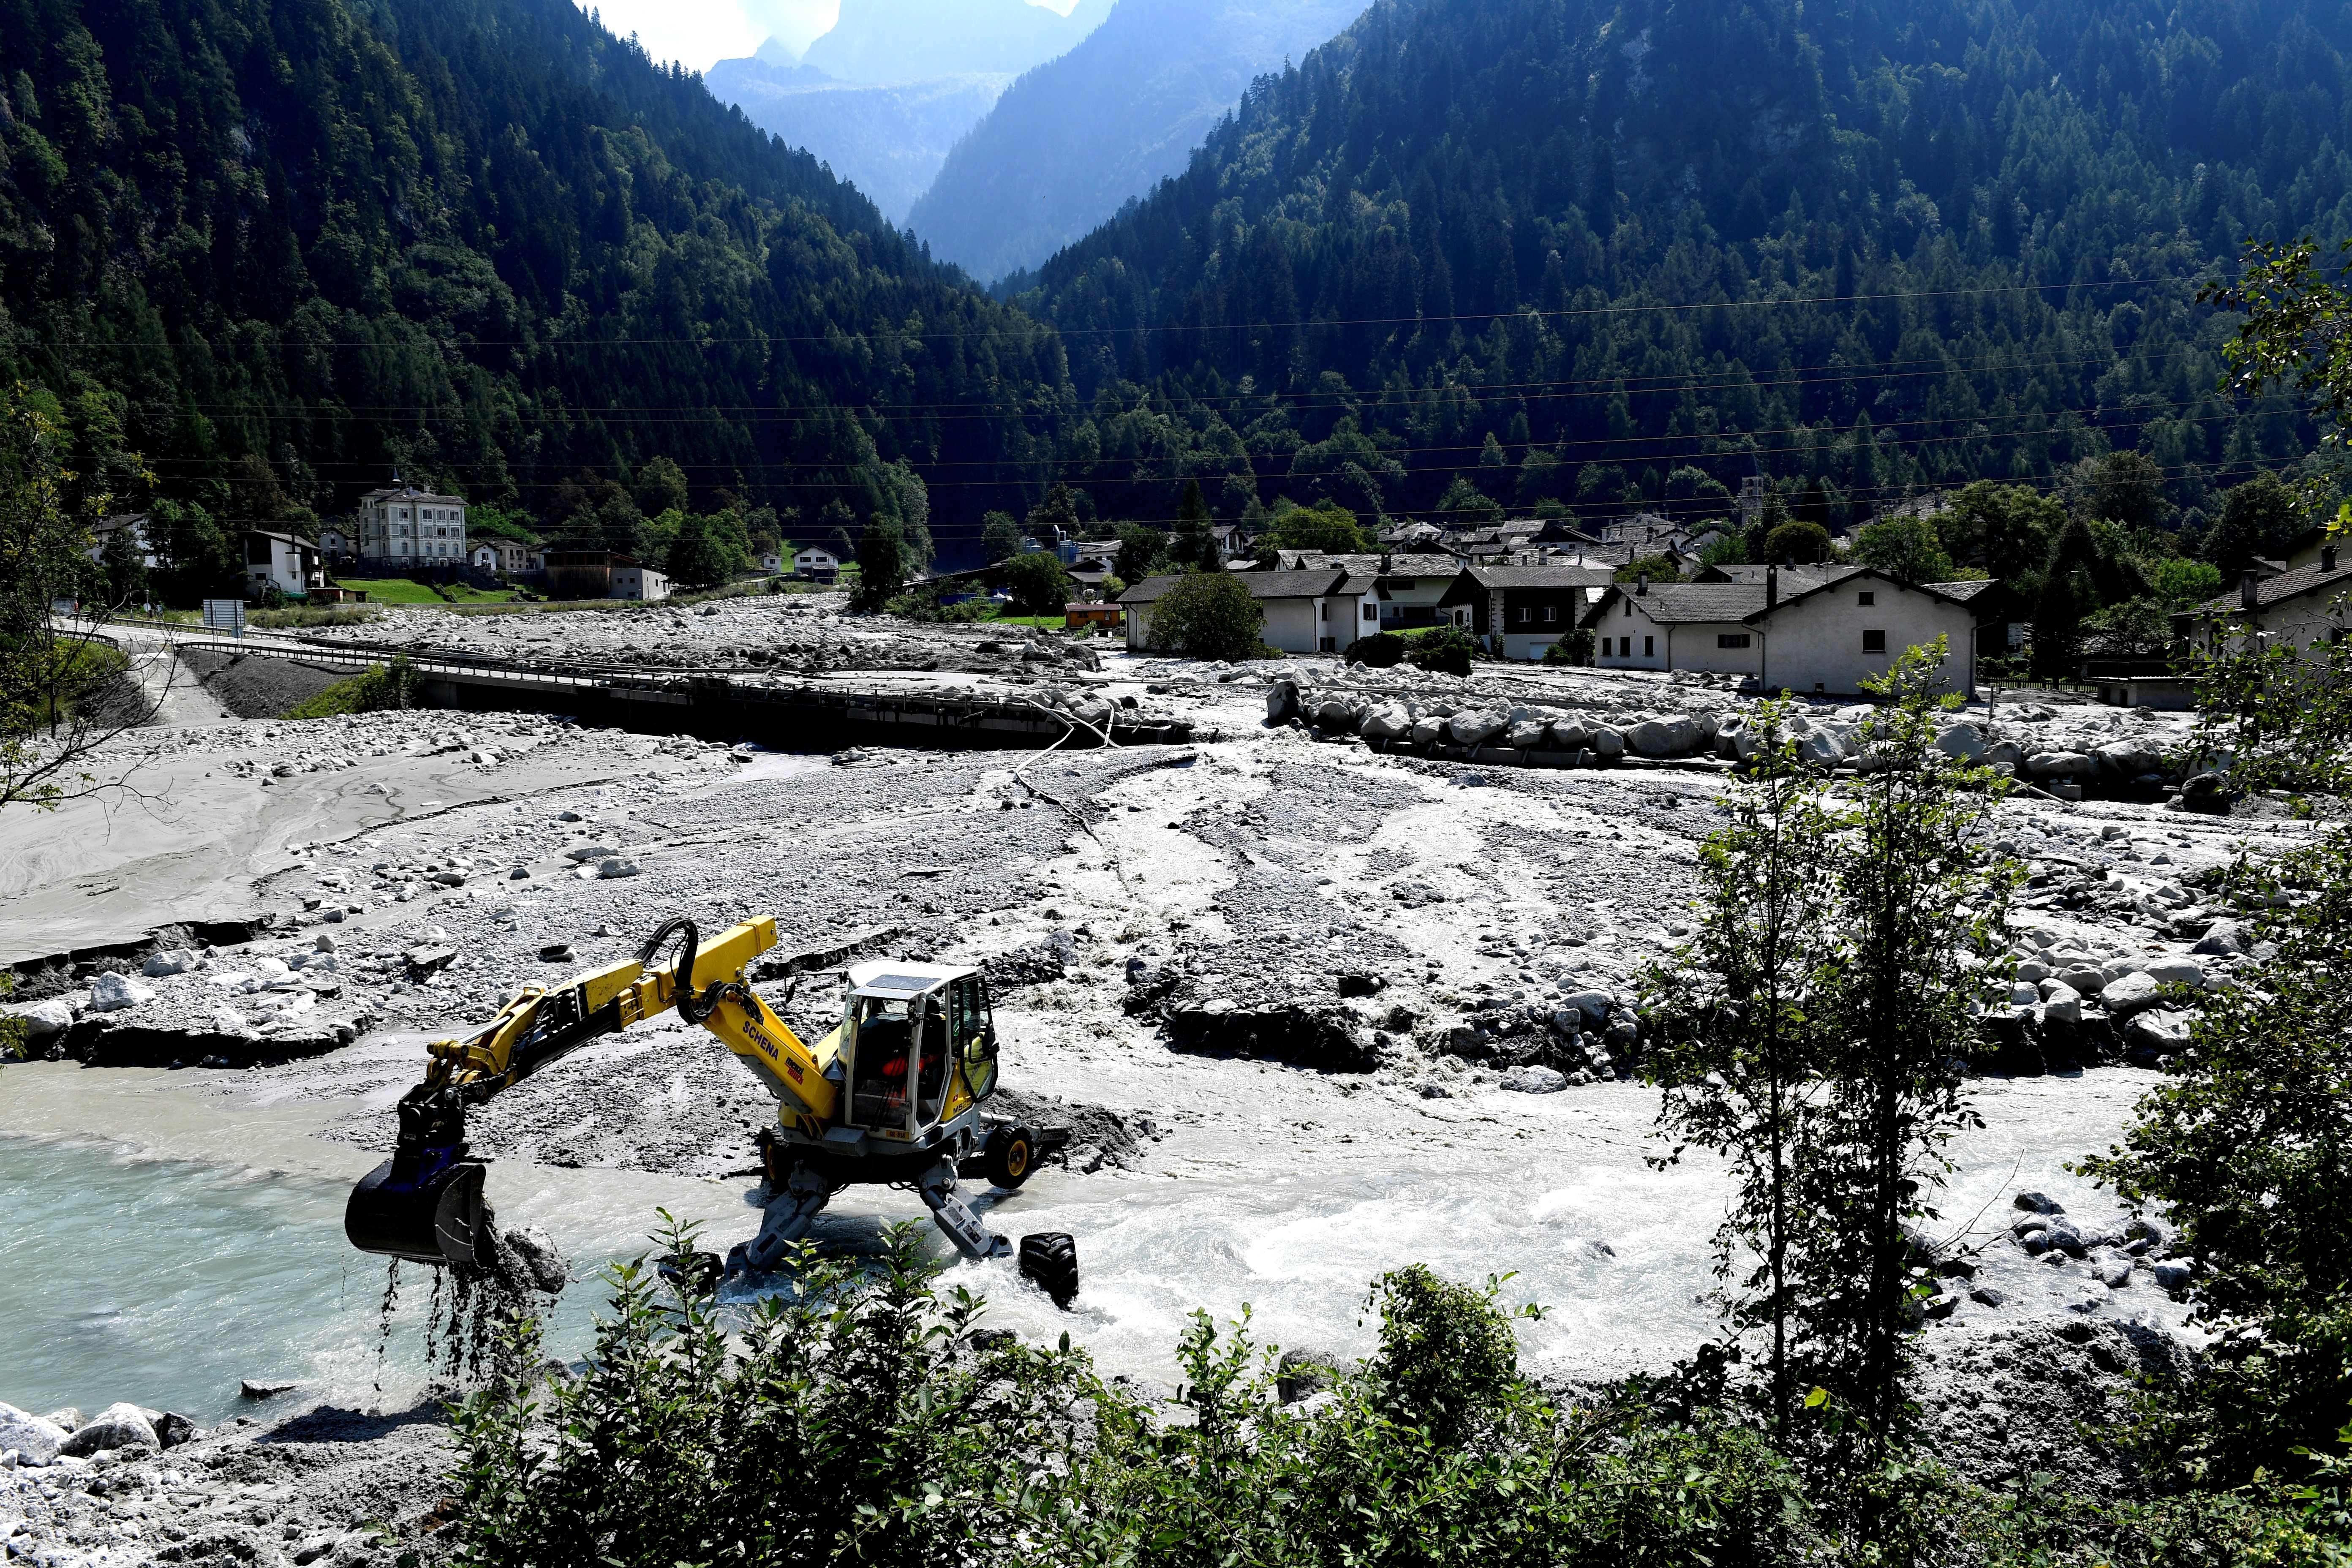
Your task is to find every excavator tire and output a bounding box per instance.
[1018,1232,1079,1308]
[983,1123,1037,1190]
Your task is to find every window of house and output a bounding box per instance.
[1862,629,1887,653]
[1858,591,1875,606]
[1544,605,1557,623]
[1362,603,1377,621]
[1619,636,1631,656]
[1643,635,1655,657]
[1717,633,1751,648]
[1518,605,1532,624]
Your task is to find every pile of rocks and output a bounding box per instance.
[1993,1190,2197,1305]
[0,1399,196,1469]
[1274,680,2206,798]
[1424,985,1643,1095]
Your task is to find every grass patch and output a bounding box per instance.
[248,604,383,631]
[280,657,422,719]
[331,577,452,605]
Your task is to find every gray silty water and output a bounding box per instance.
[0,1135,693,1423]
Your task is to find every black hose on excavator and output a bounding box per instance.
[639,917,728,1025]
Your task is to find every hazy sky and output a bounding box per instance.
[580,0,1080,73]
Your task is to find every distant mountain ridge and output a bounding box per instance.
[799,0,1104,84]
[0,0,1066,533]
[906,0,1369,282]
[702,57,1010,221]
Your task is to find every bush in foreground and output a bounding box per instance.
[1149,572,1267,660]
[447,1222,1818,1568]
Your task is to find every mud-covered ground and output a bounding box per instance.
[3,601,2315,1565]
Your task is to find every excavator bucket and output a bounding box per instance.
[345,1153,493,1267]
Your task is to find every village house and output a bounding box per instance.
[795,546,841,580]
[242,529,325,599]
[1118,568,1364,654]
[1437,564,1617,660]
[84,514,158,569]
[2174,550,2349,659]
[1268,552,1462,634]
[469,538,533,578]
[315,522,352,560]
[544,550,669,602]
[356,485,468,568]
[1585,565,1980,696]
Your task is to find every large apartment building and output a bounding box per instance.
[355,485,468,566]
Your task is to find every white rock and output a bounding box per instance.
[87,972,155,1012]
[58,1402,154,1457]
[2039,984,2082,1024]
[0,1402,67,1465]
[1934,723,1987,761]
[598,857,641,879]
[141,948,201,977]
[12,998,73,1038]
[2142,957,2206,988]
[2099,971,2163,1016]
[1499,1064,1568,1094]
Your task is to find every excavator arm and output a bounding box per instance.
[346,915,833,1267]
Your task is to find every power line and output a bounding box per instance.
[14,273,2183,354]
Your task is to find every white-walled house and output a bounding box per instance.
[1586,565,1979,696]
[2175,550,2349,659]
[795,546,841,578]
[242,530,324,599]
[357,485,467,567]
[611,560,671,601]
[1119,568,1365,654]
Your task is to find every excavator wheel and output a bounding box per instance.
[982,1123,1037,1190]
[1018,1232,1079,1308]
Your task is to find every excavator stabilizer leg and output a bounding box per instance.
[918,1160,1011,1260]
[728,1165,839,1277]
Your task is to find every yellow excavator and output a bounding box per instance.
[344,915,1079,1303]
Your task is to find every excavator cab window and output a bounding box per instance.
[847,995,916,1127]
[953,976,999,1102]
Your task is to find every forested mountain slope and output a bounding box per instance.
[906,0,1368,284]
[0,0,1068,535]
[1011,0,2352,532]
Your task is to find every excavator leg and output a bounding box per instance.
[728,1165,839,1277]
[918,1160,1012,1261]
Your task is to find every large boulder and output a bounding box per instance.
[2126,1009,2192,1056]
[1547,718,1591,751]
[1627,716,1699,757]
[1407,717,1445,747]
[2193,921,2252,957]
[12,998,73,1039]
[0,1402,68,1465]
[1361,704,1413,741]
[1507,719,1552,750]
[1987,740,2025,773]
[1587,725,1625,758]
[2026,751,2095,780]
[1560,989,1614,1023]
[2096,741,2162,778]
[2098,971,2163,1017]
[1265,680,1301,725]
[87,972,154,1012]
[1934,723,1988,762]
[1447,711,1508,747]
[2141,956,2207,988]
[59,1402,157,1457]
[142,948,202,977]
[1312,698,1361,733]
[2039,983,2083,1025]
[1793,730,1844,768]
[1500,1064,1568,1094]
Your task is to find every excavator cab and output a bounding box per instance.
[831,965,998,1138]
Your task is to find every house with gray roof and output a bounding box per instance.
[2173,550,2349,659]
[1117,568,1366,654]
[1437,564,1617,660]
[1585,565,1980,696]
